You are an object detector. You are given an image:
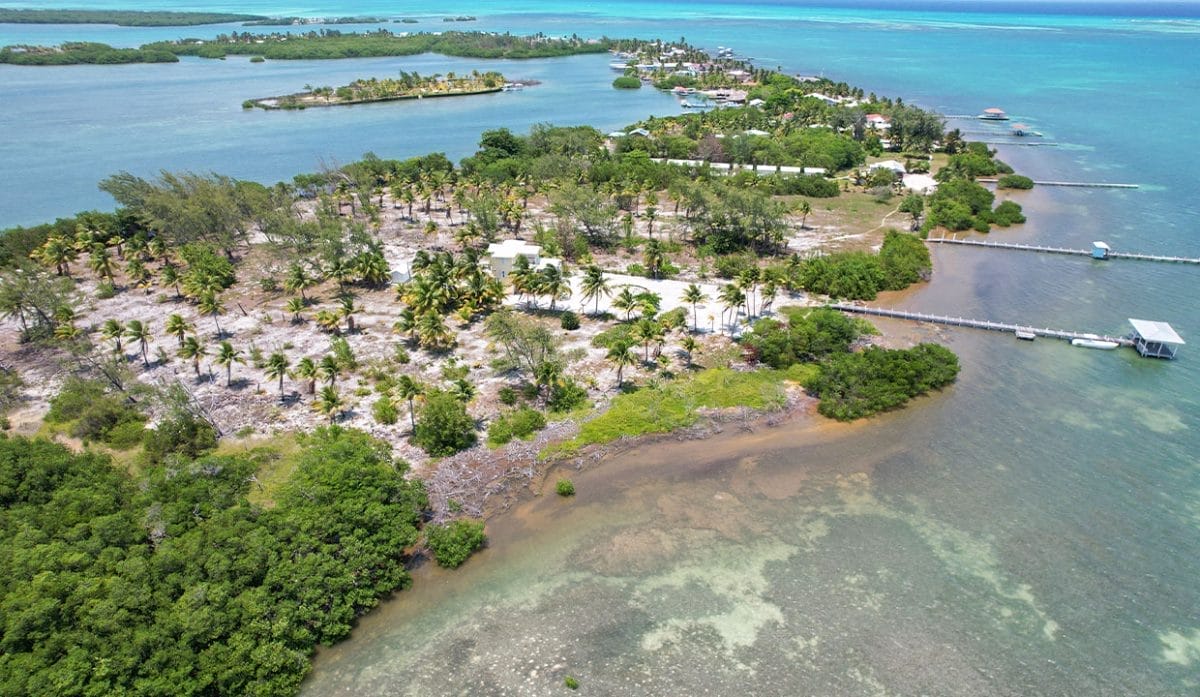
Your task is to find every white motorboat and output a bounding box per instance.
[1071,334,1120,350]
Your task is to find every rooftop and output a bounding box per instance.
[487,239,541,259]
[1129,319,1185,345]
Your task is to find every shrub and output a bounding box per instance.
[992,200,1026,226]
[808,343,960,420]
[498,386,519,406]
[46,378,106,423]
[258,276,278,292]
[101,418,145,449]
[997,174,1034,190]
[560,310,580,330]
[878,230,931,290]
[486,417,514,446]
[612,76,641,89]
[413,389,477,456]
[142,410,218,462]
[547,378,588,413]
[509,406,546,437]
[425,519,486,568]
[556,479,576,497]
[96,281,117,299]
[565,676,580,689]
[742,308,860,369]
[372,396,399,425]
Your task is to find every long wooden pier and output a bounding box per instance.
[926,237,1200,265]
[976,177,1137,189]
[830,304,1134,346]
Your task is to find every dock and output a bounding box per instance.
[926,236,1200,265]
[976,178,1137,189]
[830,304,1134,346]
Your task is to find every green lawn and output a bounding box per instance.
[542,365,815,459]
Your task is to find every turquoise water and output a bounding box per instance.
[4,2,1200,694]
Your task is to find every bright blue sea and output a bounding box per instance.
[3,2,1199,694]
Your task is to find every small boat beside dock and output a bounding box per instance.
[830,305,1185,359]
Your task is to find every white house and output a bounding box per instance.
[485,240,561,280]
[869,159,907,175]
[864,113,892,130]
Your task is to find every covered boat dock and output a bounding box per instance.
[1128,319,1185,359]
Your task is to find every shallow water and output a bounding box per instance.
[4,2,1199,694]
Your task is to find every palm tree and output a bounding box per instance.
[796,199,812,230]
[101,318,124,354]
[317,354,341,387]
[159,264,181,297]
[606,340,637,387]
[326,257,354,290]
[283,263,312,301]
[164,313,191,349]
[88,244,114,283]
[293,356,318,394]
[124,319,153,367]
[416,311,453,350]
[683,283,706,332]
[338,295,359,334]
[265,352,291,397]
[286,296,306,323]
[215,340,244,386]
[719,284,746,334]
[540,263,571,309]
[179,336,206,377]
[612,286,639,322]
[632,317,664,362]
[579,264,611,315]
[313,386,343,423]
[680,335,699,368]
[314,309,342,335]
[37,237,77,276]
[393,306,418,342]
[738,267,761,317]
[396,375,425,431]
[643,239,667,280]
[198,291,225,338]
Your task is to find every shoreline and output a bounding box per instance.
[248,85,505,110]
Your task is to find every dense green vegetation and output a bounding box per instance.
[424,519,487,568]
[251,69,505,110]
[0,9,266,26]
[807,343,960,420]
[742,307,861,369]
[924,142,1026,233]
[0,427,433,696]
[0,42,179,66]
[997,173,1035,190]
[612,75,641,89]
[148,30,613,61]
[793,230,931,300]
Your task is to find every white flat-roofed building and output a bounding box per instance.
[485,240,561,280]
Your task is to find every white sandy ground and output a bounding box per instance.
[1,188,888,516]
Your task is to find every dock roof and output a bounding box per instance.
[1129,319,1185,345]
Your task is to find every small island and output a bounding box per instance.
[245,70,509,110]
[0,9,267,26]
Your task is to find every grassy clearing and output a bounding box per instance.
[542,366,814,459]
[215,433,303,508]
